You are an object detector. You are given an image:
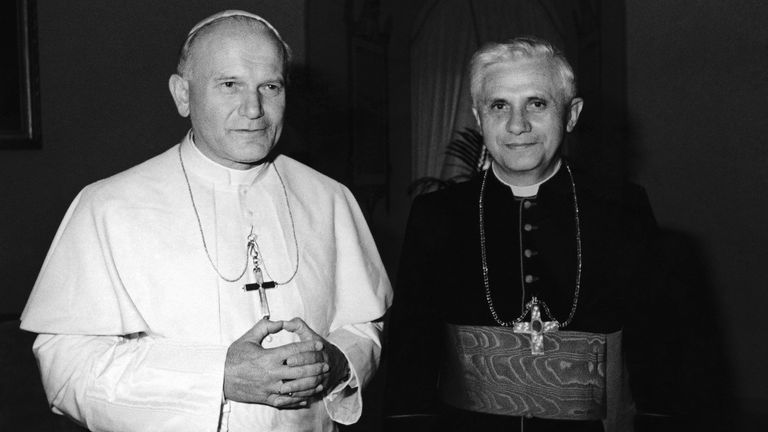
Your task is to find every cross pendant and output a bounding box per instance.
[513,297,559,355]
[244,268,276,319]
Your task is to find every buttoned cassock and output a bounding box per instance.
[386,163,657,432]
[20,134,392,432]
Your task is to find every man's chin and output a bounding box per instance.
[495,151,542,168]
[230,138,274,154]
[236,150,273,165]
[495,157,548,175]
[231,129,269,138]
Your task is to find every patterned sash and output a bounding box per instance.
[438,324,614,420]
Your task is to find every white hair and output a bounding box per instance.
[469,36,577,106]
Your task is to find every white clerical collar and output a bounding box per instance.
[492,159,562,198]
[182,130,267,186]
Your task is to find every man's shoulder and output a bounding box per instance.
[78,145,179,205]
[413,176,481,209]
[273,154,347,198]
[574,168,655,224]
[402,177,482,228]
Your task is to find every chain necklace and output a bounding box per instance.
[179,145,300,285]
[479,161,582,328]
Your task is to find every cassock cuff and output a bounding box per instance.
[323,330,369,424]
[326,342,359,399]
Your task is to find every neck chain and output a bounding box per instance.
[479,161,582,328]
[178,145,300,284]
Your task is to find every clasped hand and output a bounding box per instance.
[223,318,349,408]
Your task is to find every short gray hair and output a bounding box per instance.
[469,36,577,107]
[176,11,292,78]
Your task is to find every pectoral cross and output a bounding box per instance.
[513,297,559,355]
[243,234,276,320]
[244,268,276,319]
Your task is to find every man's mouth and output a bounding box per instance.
[503,142,537,148]
[232,128,267,133]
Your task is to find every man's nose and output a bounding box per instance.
[240,91,264,119]
[506,109,531,135]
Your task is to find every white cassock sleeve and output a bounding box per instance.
[21,188,229,431]
[323,322,382,423]
[32,333,227,432]
[319,185,390,424]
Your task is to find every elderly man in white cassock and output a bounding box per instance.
[20,10,392,432]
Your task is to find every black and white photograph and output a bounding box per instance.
[0,1,766,431]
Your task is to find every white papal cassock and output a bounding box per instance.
[20,132,393,432]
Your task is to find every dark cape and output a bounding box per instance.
[384,163,659,432]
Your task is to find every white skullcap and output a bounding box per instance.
[186,9,284,41]
[177,9,291,75]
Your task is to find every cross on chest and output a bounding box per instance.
[243,268,277,319]
[513,298,560,355]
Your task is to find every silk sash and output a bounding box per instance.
[438,324,611,420]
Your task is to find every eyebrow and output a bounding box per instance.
[486,94,552,103]
[527,94,551,100]
[210,74,285,85]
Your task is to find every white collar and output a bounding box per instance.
[181,130,268,186]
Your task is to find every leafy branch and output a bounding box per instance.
[408,128,485,196]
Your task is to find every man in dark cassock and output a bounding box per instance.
[385,37,657,432]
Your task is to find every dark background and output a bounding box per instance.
[0,0,22,132]
[1,0,766,430]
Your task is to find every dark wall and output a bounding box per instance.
[626,0,768,426]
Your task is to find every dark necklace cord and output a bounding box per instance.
[179,144,299,285]
[479,161,582,327]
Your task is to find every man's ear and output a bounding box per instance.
[169,74,190,117]
[565,97,584,133]
[472,107,481,129]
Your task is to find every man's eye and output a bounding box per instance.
[219,81,240,92]
[530,100,546,109]
[261,83,283,96]
[490,102,507,111]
